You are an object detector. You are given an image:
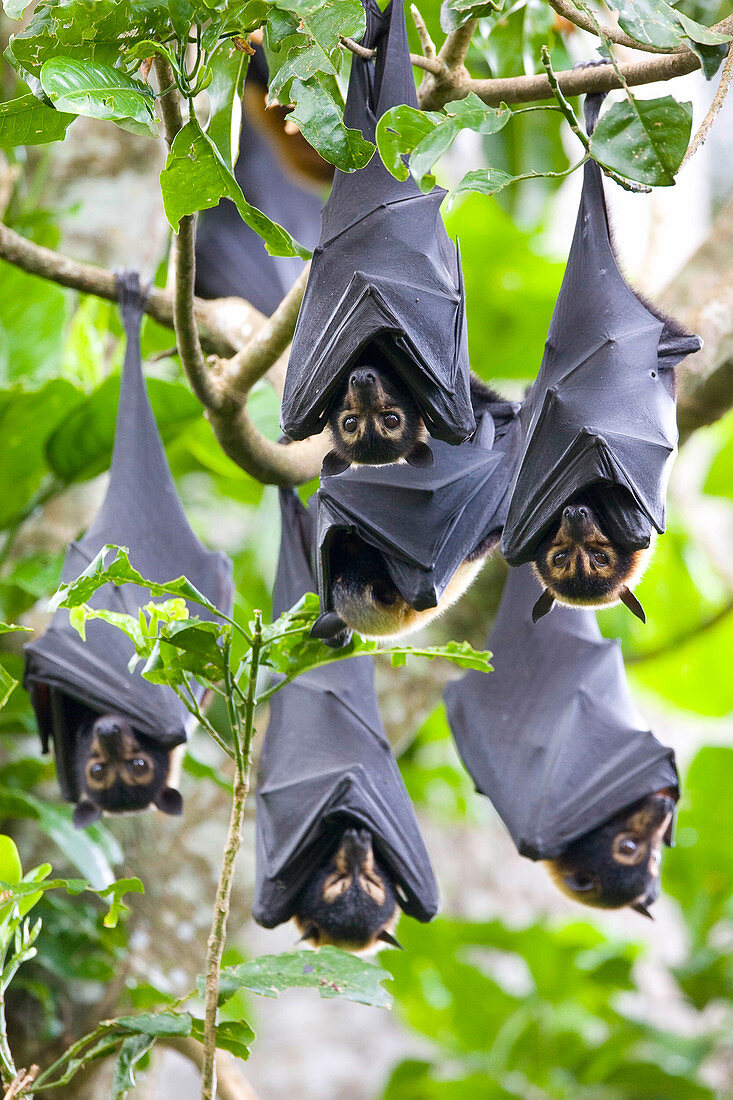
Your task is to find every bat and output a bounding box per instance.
[280,0,475,458]
[24,271,234,825]
[311,387,522,646]
[500,92,701,624]
[253,489,439,951]
[443,565,679,915]
[194,46,324,315]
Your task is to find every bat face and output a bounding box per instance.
[72,713,183,827]
[324,532,488,640]
[532,502,649,609]
[293,827,400,953]
[546,790,677,915]
[325,362,431,472]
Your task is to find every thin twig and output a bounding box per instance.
[546,0,673,52]
[338,34,443,74]
[200,614,263,1100]
[411,4,437,59]
[2,1066,38,1100]
[154,56,220,411]
[162,1038,260,1100]
[681,41,733,167]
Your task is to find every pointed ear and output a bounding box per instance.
[154,786,183,816]
[405,441,434,468]
[531,588,555,624]
[631,901,654,920]
[377,929,404,950]
[620,586,646,623]
[310,612,348,640]
[297,923,319,945]
[73,799,101,829]
[321,450,351,476]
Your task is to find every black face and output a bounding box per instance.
[327,361,425,467]
[533,501,646,608]
[547,791,677,915]
[72,713,182,826]
[293,827,400,952]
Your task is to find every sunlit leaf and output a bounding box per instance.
[210,947,392,1008]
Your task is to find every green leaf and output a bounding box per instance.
[206,43,248,167]
[0,94,75,149]
[3,0,35,17]
[440,0,502,32]
[615,0,729,77]
[45,374,201,484]
[111,1034,155,1100]
[0,835,22,890]
[40,58,157,135]
[116,1011,194,1037]
[455,165,562,197]
[376,96,510,188]
[212,947,393,1008]
[142,619,228,688]
[189,1017,254,1060]
[0,874,143,926]
[288,77,375,171]
[590,95,692,186]
[160,117,311,257]
[267,0,365,99]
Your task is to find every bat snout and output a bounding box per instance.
[561,504,593,540]
[339,827,374,870]
[349,368,377,392]
[93,715,133,760]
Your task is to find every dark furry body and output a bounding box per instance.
[293,826,399,952]
[547,790,677,914]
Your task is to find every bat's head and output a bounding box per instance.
[324,360,432,474]
[73,713,183,827]
[317,532,487,642]
[546,789,677,916]
[531,501,650,622]
[293,826,401,954]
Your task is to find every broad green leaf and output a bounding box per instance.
[0,94,75,149]
[0,835,22,889]
[440,0,502,32]
[615,0,729,78]
[45,374,201,484]
[116,1011,194,1037]
[0,257,70,386]
[189,1017,254,1060]
[3,0,35,17]
[211,947,393,1008]
[40,58,157,135]
[111,1034,155,1100]
[206,43,247,167]
[590,95,692,186]
[142,620,228,685]
[455,164,576,197]
[377,96,510,188]
[160,117,311,257]
[268,0,365,99]
[289,77,375,170]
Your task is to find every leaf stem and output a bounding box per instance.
[200,613,263,1100]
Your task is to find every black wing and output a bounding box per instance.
[253,490,439,927]
[444,564,678,859]
[500,93,701,566]
[24,272,234,773]
[280,0,474,445]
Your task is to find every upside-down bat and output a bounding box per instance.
[500,92,701,625]
[24,272,233,823]
[252,490,439,951]
[280,0,475,460]
[311,383,522,646]
[443,565,679,916]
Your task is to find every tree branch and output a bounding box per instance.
[681,39,733,168]
[410,4,437,60]
[339,34,443,75]
[546,0,674,52]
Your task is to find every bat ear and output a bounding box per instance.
[531,588,555,624]
[297,922,319,945]
[73,799,101,829]
[377,929,404,950]
[154,786,183,816]
[321,450,351,477]
[310,612,348,642]
[405,441,434,468]
[631,901,654,920]
[619,586,646,624]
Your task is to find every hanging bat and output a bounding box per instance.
[24,272,233,824]
[500,92,701,624]
[444,565,679,916]
[280,0,475,461]
[253,490,439,950]
[195,46,324,315]
[293,827,402,952]
[312,387,522,645]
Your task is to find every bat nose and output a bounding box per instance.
[349,369,376,391]
[94,716,126,757]
[340,827,373,867]
[562,504,591,538]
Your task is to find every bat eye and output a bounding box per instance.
[618,837,638,856]
[342,416,358,434]
[553,551,568,566]
[89,763,105,780]
[129,757,150,775]
[383,413,400,430]
[593,551,609,565]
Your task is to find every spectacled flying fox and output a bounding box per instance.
[531,500,650,625]
[72,713,183,828]
[293,826,402,953]
[546,790,676,917]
